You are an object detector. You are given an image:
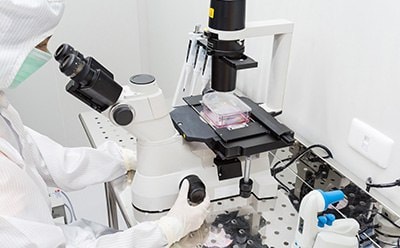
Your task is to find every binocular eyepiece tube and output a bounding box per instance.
[54,43,123,112]
[55,44,112,84]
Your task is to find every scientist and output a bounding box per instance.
[0,0,210,247]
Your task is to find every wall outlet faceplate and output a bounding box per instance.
[348,118,394,169]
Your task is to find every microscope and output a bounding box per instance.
[54,0,295,222]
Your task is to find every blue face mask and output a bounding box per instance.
[10,48,52,89]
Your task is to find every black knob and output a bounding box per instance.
[239,178,253,198]
[236,229,247,244]
[113,105,134,126]
[179,175,206,205]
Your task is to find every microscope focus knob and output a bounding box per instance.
[239,178,253,198]
[180,175,206,205]
[112,104,134,126]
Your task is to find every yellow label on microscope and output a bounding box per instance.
[209,8,214,18]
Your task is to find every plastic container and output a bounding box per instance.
[201,92,251,128]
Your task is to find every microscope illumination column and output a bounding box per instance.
[207,0,249,92]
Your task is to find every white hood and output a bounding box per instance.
[0,0,65,89]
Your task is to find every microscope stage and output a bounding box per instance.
[170,95,295,159]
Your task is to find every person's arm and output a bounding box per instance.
[0,152,167,248]
[95,179,210,247]
[25,127,136,191]
[1,155,207,248]
[0,216,67,248]
[1,215,168,248]
[0,153,67,248]
[92,222,169,247]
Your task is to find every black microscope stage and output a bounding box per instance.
[170,95,295,160]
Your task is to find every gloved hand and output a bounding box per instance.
[121,148,136,171]
[158,179,210,246]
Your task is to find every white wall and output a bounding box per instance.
[270,0,400,212]
[137,0,209,99]
[141,1,400,212]
[6,0,142,226]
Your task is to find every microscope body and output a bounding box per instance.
[106,75,277,221]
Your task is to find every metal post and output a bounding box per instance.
[244,156,252,183]
[105,182,118,229]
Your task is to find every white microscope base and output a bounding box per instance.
[131,150,278,222]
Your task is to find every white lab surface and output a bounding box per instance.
[0,92,169,247]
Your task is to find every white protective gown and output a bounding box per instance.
[0,92,168,247]
[0,1,170,246]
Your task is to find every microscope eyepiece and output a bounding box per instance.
[59,54,86,78]
[54,43,123,112]
[55,44,70,62]
[54,43,83,63]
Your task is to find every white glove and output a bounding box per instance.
[121,148,136,171]
[158,179,210,246]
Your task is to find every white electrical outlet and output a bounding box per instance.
[348,118,394,169]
